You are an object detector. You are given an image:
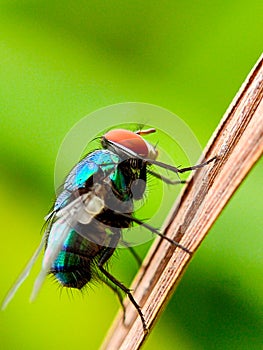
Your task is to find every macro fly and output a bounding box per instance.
[2,127,216,331]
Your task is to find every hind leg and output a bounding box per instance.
[97,230,147,332]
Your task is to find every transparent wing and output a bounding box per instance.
[31,192,105,301]
[1,235,46,310]
[2,192,105,309]
[30,215,72,301]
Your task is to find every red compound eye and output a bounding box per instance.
[104,129,149,157]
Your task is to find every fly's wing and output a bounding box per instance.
[29,215,72,301]
[2,192,105,309]
[31,192,105,301]
[1,235,46,310]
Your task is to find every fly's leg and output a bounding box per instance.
[119,213,192,255]
[151,155,217,175]
[98,255,147,332]
[97,231,147,332]
[147,169,187,185]
[127,246,142,267]
[101,278,126,323]
[133,216,192,254]
[176,156,218,174]
[120,240,143,267]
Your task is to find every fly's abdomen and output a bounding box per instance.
[51,251,91,289]
[50,230,100,289]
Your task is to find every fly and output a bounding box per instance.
[1,127,216,331]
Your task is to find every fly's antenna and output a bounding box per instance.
[135,128,156,136]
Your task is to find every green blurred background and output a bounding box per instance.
[1,1,262,349]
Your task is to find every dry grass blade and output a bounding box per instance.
[101,54,263,350]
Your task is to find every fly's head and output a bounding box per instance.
[101,128,158,201]
[101,128,158,162]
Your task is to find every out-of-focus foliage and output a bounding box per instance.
[1,1,262,349]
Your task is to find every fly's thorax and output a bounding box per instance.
[60,149,120,196]
[111,158,147,201]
